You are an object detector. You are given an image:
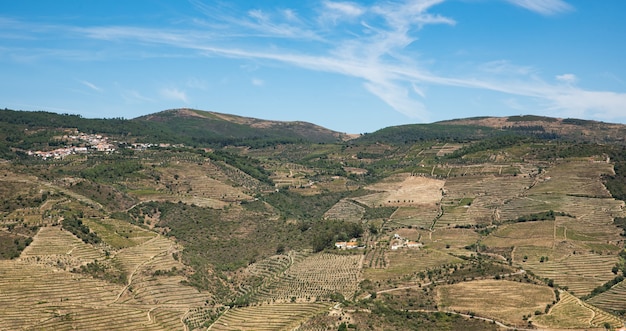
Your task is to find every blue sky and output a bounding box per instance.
[1,0,625,133]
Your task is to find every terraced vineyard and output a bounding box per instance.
[323,199,365,222]
[0,224,212,330]
[482,220,555,248]
[20,226,104,269]
[534,291,624,329]
[587,279,626,314]
[124,252,208,306]
[0,260,121,328]
[388,206,439,229]
[209,303,330,331]
[253,253,363,303]
[515,246,618,296]
[235,252,296,301]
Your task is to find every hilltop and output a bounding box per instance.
[0,108,625,330]
[135,108,352,144]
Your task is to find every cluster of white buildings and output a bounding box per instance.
[390,233,423,250]
[28,131,116,160]
[335,239,363,250]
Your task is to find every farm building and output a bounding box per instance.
[335,239,360,249]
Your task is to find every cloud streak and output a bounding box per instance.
[505,0,573,16]
[79,80,102,92]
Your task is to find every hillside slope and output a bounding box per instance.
[134,108,349,145]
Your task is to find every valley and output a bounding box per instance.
[0,108,625,330]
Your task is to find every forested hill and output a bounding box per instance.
[351,115,626,146]
[133,108,349,145]
[0,108,346,157]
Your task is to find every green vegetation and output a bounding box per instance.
[351,300,500,330]
[263,189,365,221]
[362,206,397,220]
[0,233,33,259]
[130,201,304,295]
[355,123,498,145]
[583,275,625,300]
[61,218,102,245]
[614,217,626,237]
[72,260,127,284]
[509,210,570,224]
[81,160,143,183]
[308,219,364,252]
[208,150,273,185]
[446,135,534,161]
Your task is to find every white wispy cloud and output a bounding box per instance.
[79,80,102,92]
[282,9,299,22]
[505,0,573,16]
[160,87,189,103]
[323,1,365,18]
[3,0,622,123]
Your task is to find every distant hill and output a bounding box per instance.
[2,108,626,154]
[354,115,626,145]
[440,115,626,144]
[133,108,349,145]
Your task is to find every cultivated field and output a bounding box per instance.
[252,253,363,303]
[209,303,330,331]
[0,225,212,330]
[533,290,624,329]
[323,199,365,222]
[359,174,444,207]
[437,279,555,327]
[20,226,104,269]
[482,220,555,248]
[364,248,463,283]
[388,206,439,229]
[587,279,626,314]
[514,246,618,296]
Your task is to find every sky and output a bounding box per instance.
[1,0,625,133]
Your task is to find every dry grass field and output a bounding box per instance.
[425,228,481,252]
[529,160,614,197]
[364,248,463,282]
[83,217,157,249]
[482,220,555,248]
[360,174,444,207]
[388,206,439,229]
[437,279,555,327]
